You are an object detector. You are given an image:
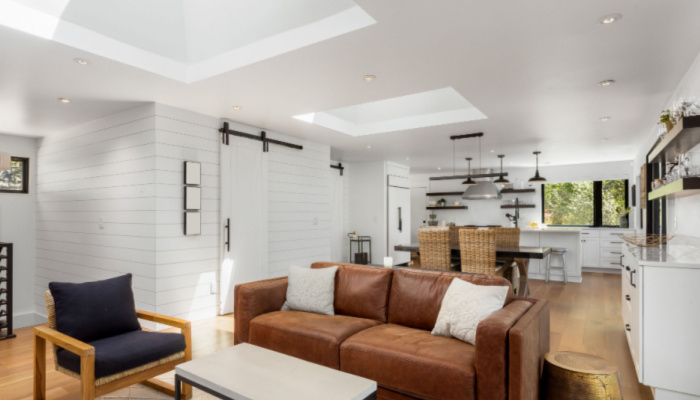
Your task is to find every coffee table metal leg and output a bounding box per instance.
[175,375,181,400]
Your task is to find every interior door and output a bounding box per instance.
[220,135,267,315]
[388,185,411,265]
[330,167,345,262]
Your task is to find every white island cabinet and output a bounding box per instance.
[621,236,700,399]
[521,229,582,283]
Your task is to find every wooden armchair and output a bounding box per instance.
[34,290,192,400]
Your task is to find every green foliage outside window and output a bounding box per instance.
[543,179,628,227]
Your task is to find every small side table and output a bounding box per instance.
[541,351,622,399]
[349,236,371,265]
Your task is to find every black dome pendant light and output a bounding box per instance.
[494,155,510,185]
[528,151,547,183]
[462,158,477,186]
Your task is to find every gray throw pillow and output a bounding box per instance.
[281,264,338,315]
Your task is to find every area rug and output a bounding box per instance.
[96,371,213,400]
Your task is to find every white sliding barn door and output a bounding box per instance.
[220,136,268,315]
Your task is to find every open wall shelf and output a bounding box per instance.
[500,204,536,209]
[648,115,700,163]
[426,192,463,196]
[426,206,468,210]
[647,177,700,200]
[500,188,536,194]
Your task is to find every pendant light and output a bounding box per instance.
[462,158,477,186]
[0,152,11,172]
[494,155,509,185]
[528,151,547,183]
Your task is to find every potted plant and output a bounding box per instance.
[616,206,631,228]
[660,110,674,133]
[438,198,447,207]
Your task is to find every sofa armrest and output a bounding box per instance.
[475,299,534,400]
[508,297,550,400]
[234,277,288,344]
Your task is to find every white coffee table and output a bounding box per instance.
[174,343,377,400]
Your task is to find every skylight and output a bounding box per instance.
[0,0,376,83]
[294,87,487,136]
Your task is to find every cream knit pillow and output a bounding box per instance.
[431,278,509,345]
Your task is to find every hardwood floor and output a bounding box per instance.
[1,273,652,399]
[529,272,653,400]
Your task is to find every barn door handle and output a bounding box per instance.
[398,207,403,232]
[630,269,636,288]
[224,218,230,252]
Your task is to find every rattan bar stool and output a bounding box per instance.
[545,247,568,283]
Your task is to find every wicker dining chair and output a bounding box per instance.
[418,228,453,271]
[492,227,521,287]
[449,226,477,247]
[35,276,192,400]
[459,229,504,277]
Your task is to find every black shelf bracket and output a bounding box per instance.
[331,163,344,176]
[219,122,303,152]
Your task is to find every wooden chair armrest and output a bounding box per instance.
[34,325,94,357]
[136,310,190,329]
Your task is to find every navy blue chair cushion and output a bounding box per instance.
[49,274,141,343]
[56,330,186,379]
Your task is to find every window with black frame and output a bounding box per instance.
[542,179,628,227]
[0,157,29,194]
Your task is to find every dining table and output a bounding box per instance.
[393,243,552,297]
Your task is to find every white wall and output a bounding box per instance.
[330,161,351,263]
[348,161,386,264]
[410,161,633,230]
[153,104,220,323]
[266,131,332,277]
[633,52,700,237]
[0,133,38,328]
[35,104,159,321]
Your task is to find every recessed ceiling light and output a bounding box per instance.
[73,58,90,65]
[57,98,71,103]
[490,150,495,153]
[363,75,376,82]
[601,138,609,142]
[598,14,622,25]
[600,116,611,122]
[405,157,410,160]
[598,80,616,87]
[232,105,241,110]
[366,145,372,149]
[437,167,442,170]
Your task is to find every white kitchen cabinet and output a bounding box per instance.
[388,184,411,265]
[581,237,600,267]
[621,237,700,399]
[520,229,581,282]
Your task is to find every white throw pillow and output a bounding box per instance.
[281,264,338,316]
[431,278,509,345]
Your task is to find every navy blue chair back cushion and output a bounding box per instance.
[49,274,142,343]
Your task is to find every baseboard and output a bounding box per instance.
[13,312,47,329]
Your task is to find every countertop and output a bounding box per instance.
[626,235,700,268]
[520,227,634,233]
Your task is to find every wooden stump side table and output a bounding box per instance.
[541,351,623,400]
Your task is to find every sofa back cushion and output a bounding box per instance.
[311,262,393,322]
[388,268,513,331]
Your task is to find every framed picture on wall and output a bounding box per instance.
[184,161,201,185]
[184,212,201,235]
[185,186,201,210]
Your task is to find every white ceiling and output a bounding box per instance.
[1,0,700,174]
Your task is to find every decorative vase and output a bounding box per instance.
[619,216,629,228]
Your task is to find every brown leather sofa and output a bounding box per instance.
[234,262,549,400]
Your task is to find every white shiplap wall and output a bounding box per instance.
[35,102,337,323]
[266,131,332,277]
[153,104,220,322]
[35,104,159,316]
